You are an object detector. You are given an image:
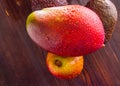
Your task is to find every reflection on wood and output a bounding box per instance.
[2,0,31,20]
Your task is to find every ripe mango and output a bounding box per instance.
[26,5,105,56]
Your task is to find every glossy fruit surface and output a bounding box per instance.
[26,5,105,56]
[46,52,84,79]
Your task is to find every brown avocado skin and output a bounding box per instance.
[86,0,118,43]
[30,0,68,11]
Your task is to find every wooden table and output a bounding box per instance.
[0,0,120,86]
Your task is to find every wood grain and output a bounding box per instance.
[0,0,120,86]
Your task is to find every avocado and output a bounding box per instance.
[86,0,118,43]
[30,0,68,11]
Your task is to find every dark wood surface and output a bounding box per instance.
[0,0,120,86]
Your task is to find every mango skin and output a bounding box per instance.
[26,5,105,56]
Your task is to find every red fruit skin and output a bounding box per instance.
[27,5,105,56]
[46,52,84,79]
